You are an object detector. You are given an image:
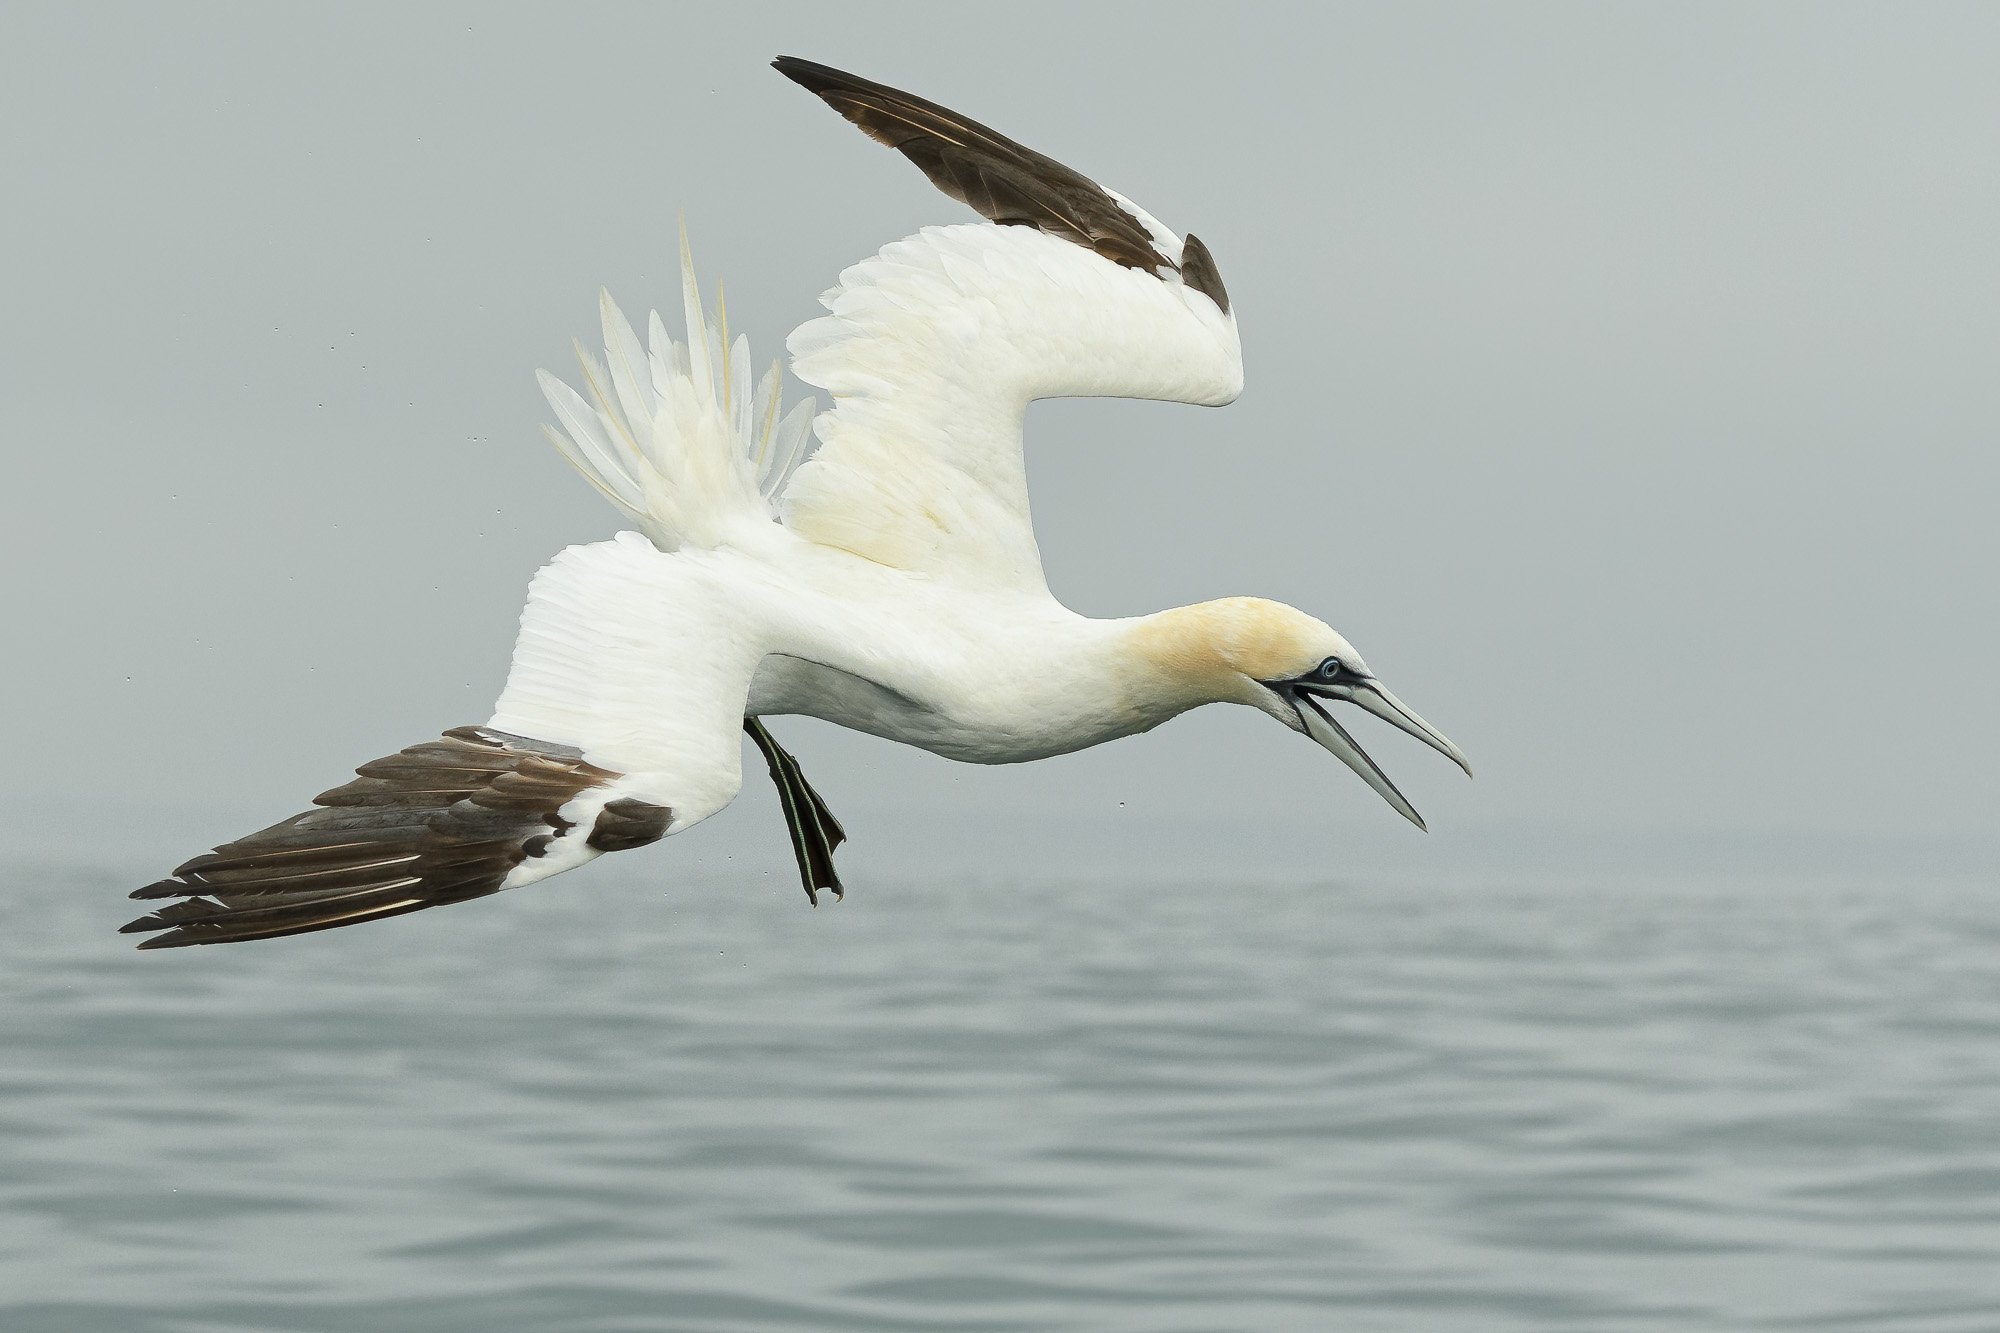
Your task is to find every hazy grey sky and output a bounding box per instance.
[5,3,1996,884]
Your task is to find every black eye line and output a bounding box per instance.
[1267,660,1361,694]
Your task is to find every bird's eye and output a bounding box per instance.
[1317,657,1344,680]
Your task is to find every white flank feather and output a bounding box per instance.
[539,231,818,551]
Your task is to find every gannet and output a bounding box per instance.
[124,57,1469,949]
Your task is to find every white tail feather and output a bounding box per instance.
[538,231,817,551]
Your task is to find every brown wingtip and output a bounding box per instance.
[122,727,635,949]
[772,57,908,104]
[772,56,850,92]
[1180,233,1231,314]
[771,57,915,155]
[772,57,910,131]
[768,55,1170,276]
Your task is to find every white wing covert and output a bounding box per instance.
[773,59,1243,593]
[488,532,762,803]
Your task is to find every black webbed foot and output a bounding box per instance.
[743,718,847,905]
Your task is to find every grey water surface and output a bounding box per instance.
[6,866,2000,1332]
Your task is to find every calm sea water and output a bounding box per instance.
[5,864,1999,1331]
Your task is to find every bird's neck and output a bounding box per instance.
[1110,598,1277,722]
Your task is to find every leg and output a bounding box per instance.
[743,718,848,905]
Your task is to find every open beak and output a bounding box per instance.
[1282,677,1470,831]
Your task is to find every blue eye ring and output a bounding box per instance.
[1317,657,1344,681]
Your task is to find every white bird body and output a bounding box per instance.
[127,59,1464,948]
[493,212,1249,818]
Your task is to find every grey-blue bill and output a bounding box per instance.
[1286,677,1470,830]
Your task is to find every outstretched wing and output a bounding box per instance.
[772,58,1242,593]
[122,726,667,947]
[125,536,760,947]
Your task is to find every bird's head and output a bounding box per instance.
[1127,597,1470,829]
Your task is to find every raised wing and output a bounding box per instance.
[773,58,1242,592]
[124,536,762,946]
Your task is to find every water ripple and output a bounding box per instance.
[4,870,2000,1330]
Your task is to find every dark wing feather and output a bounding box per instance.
[122,727,660,948]
[1178,233,1230,315]
[773,56,1170,275]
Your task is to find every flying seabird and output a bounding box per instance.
[123,57,1469,949]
